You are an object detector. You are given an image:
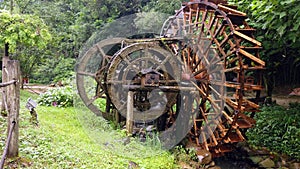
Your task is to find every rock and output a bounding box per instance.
[146,125,155,132]
[236,141,248,148]
[196,149,212,165]
[204,161,215,169]
[241,146,254,155]
[209,161,215,167]
[289,163,300,169]
[189,161,200,168]
[128,161,139,169]
[280,167,289,169]
[207,166,221,169]
[178,162,193,169]
[281,157,287,166]
[249,156,264,164]
[122,137,131,145]
[259,158,275,168]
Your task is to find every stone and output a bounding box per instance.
[259,158,275,168]
[204,161,215,169]
[281,167,289,169]
[178,162,193,169]
[207,166,221,169]
[209,161,215,167]
[128,161,139,169]
[249,156,264,164]
[196,149,212,165]
[289,163,300,169]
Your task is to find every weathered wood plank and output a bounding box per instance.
[233,31,262,46]
[126,91,134,134]
[218,4,247,16]
[6,60,20,158]
[239,49,265,66]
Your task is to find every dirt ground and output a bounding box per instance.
[23,84,54,94]
[271,86,300,107]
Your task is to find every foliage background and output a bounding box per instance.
[231,0,300,93]
[1,0,187,84]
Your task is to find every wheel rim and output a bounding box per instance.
[76,38,125,118]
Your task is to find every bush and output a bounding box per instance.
[247,103,300,159]
[38,86,74,107]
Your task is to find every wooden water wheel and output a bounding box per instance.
[76,0,265,156]
[76,38,124,120]
[160,0,265,154]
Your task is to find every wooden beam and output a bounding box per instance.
[233,31,262,46]
[239,49,265,66]
[126,91,134,135]
[0,80,17,87]
[6,60,20,158]
[218,4,247,16]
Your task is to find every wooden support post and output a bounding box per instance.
[126,91,134,135]
[6,60,20,158]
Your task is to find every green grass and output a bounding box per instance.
[1,90,177,168]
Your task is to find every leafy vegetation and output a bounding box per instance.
[247,103,300,159]
[38,86,74,107]
[0,10,52,81]
[1,0,190,84]
[0,11,51,53]
[232,0,300,92]
[1,90,177,168]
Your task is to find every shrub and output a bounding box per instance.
[38,86,74,107]
[247,103,300,159]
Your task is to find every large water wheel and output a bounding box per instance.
[76,0,265,156]
[160,0,265,155]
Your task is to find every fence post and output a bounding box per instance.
[6,60,20,158]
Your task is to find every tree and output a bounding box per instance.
[0,10,51,83]
[143,0,183,14]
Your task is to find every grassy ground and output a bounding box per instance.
[0,90,176,168]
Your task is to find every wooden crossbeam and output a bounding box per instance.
[239,49,265,66]
[233,30,262,46]
[218,4,247,16]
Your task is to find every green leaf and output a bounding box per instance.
[279,12,286,18]
[280,0,295,5]
[277,24,287,37]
